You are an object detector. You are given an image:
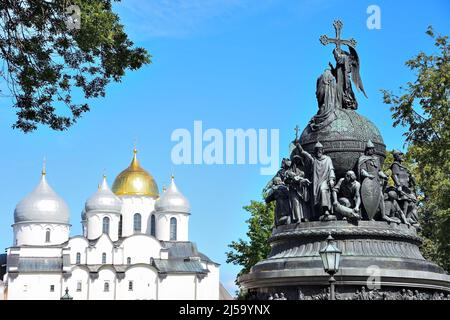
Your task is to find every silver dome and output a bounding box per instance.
[14,173,70,224]
[155,176,190,213]
[85,176,122,213]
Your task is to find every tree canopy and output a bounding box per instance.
[0,0,150,132]
[225,200,274,284]
[382,26,450,271]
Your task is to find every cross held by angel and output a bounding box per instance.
[316,20,367,113]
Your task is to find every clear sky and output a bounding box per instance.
[0,0,449,295]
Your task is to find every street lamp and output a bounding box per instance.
[60,287,73,300]
[319,233,342,300]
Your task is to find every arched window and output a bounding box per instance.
[170,217,177,241]
[150,214,156,237]
[127,257,131,265]
[102,217,110,235]
[133,213,141,233]
[76,252,81,264]
[104,281,109,292]
[45,229,51,243]
[102,252,106,264]
[118,215,123,238]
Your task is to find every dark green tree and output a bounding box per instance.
[382,26,450,271]
[0,0,150,132]
[225,199,274,293]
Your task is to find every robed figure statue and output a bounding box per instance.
[310,69,338,131]
[265,177,292,227]
[291,140,336,221]
[284,156,311,222]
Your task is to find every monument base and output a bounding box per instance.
[239,221,450,300]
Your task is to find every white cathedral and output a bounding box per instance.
[0,149,223,300]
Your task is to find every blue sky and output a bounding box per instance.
[0,0,449,295]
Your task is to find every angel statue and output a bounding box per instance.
[319,20,367,110]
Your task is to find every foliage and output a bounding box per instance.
[382,26,450,271]
[225,199,274,289]
[0,0,150,132]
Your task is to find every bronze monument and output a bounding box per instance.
[240,20,450,300]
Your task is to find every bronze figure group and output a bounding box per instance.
[264,20,419,229]
[264,138,419,229]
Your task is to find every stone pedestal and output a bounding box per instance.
[239,221,450,300]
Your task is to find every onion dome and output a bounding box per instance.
[155,176,190,213]
[112,149,159,197]
[14,168,70,224]
[85,175,122,213]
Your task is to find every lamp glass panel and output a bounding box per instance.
[334,251,341,271]
[326,252,336,272]
[320,250,329,271]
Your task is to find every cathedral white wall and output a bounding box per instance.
[6,273,62,300]
[121,235,162,264]
[119,197,156,237]
[13,223,69,246]
[197,264,220,300]
[86,235,114,265]
[158,274,196,300]
[86,211,120,242]
[89,267,116,300]
[5,269,219,300]
[156,213,189,241]
[68,237,89,264]
[64,267,89,300]
[12,246,62,258]
[117,266,158,300]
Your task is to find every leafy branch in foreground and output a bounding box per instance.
[0,0,150,132]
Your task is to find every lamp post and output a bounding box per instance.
[319,233,342,300]
[60,287,73,300]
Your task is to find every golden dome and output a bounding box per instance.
[112,149,159,197]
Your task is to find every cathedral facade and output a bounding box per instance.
[0,149,220,300]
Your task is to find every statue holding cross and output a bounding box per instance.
[318,20,367,110]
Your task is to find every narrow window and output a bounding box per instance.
[150,214,156,236]
[76,252,81,264]
[45,229,51,243]
[76,281,82,292]
[127,257,131,265]
[128,281,133,291]
[104,281,109,292]
[133,213,141,233]
[118,215,123,238]
[102,217,110,235]
[170,217,177,241]
[102,252,106,264]
[50,285,55,292]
